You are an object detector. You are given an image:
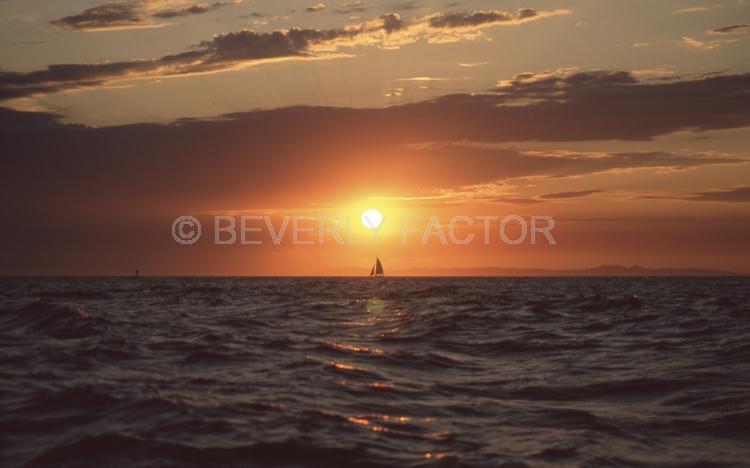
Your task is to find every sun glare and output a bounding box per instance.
[361,209,384,230]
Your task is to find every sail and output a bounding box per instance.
[375,258,384,276]
[368,257,384,277]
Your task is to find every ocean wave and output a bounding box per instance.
[1,277,749,467]
[0,301,106,338]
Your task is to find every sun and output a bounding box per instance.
[361,209,384,230]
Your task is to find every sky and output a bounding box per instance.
[1,0,749,275]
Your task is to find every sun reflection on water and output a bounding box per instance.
[366,297,386,313]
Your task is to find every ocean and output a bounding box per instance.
[1,277,749,467]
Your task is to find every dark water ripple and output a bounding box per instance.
[1,277,749,467]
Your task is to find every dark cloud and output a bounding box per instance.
[639,186,750,203]
[1,99,744,218]
[1,97,746,274]
[689,186,750,202]
[481,70,750,140]
[426,8,544,28]
[517,8,537,20]
[0,28,351,100]
[52,1,239,31]
[406,145,743,182]
[708,24,749,35]
[0,106,62,130]
[153,2,236,19]
[380,12,406,33]
[428,10,513,28]
[334,1,420,14]
[492,197,543,205]
[0,60,171,100]
[2,9,568,100]
[3,71,750,142]
[51,3,141,31]
[540,190,605,200]
[199,28,348,60]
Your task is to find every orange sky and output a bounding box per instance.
[1,0,749,275]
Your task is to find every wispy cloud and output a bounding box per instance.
[672,4,723,14]
[708,24,749,35]
[540,189,605,200]
[681,35,737,50]
[458,61,489,67]
[334,1,366,14]
[7,69,750,146]
[305,3,326,13]
[395,76,464,81]
[688,186,750,202]
[631,67,676,78]
[2,8,570,100]
[640,186,750,202]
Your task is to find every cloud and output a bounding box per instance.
[640,186,750,202]
[630,67,676,79]
[153,2,238,19]
[0,106,63,130]
[492,188,607,204]
[1,103,743,217]
[51,3,147,31]
[708,24,749,35]
[4,70,750,143]
[428,10,517,28]
[458,61,488,67]
[672,4,723,14]
[681,35,738,50]
[688,186,750,202]
[419,8,570,42]
[492,197,544,205]
[305,3,326,12]
[540,189,605,200]
[483,70,750,139]
[1,87,748,274]
[395,76,462,81]
[385,1,421,12]
[0,29,354,100]
[2,8,569,100]
[51,0,240,32]
[334,1,366,14]
[407,144,744,182]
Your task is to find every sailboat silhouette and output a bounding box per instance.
[370,257,384,277]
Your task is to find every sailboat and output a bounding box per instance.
[369,257,384,277]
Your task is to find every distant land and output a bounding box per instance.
[323,264,742,277]
[397,265,740,277]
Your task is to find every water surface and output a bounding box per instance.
[1,277,749,467]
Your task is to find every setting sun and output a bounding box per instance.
[2,1,749,466]
[361,209,384,230]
